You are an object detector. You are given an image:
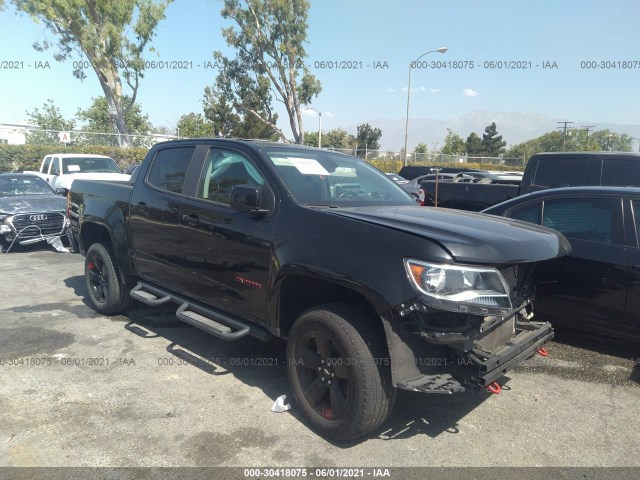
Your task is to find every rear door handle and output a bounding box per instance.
[181,214,202,226]
[137,202,147,210]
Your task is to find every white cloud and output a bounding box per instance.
[324,112,334,117]
[301,108,318,116]
[398,86,439,93]
[463,88,479,97]
[387,88,396,92]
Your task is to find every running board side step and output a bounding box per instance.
[130,283,172,306]
[176,303,249,341]
[129,281,271,342]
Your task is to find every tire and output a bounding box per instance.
[286,303,396,441]
[84,242,133,315]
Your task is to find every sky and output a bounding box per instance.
[0,0,639,148]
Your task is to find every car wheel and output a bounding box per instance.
[85,242,132,315]
[286,303,396,441]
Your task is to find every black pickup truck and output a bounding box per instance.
[69,139,569,440]
[405,152,640,211]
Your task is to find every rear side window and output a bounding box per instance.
[147,147,195,194]
[510,203,541,224]
[602,158,640,187]
[42,157,52,173]
[542,197,617,244]
[533,156,598,188]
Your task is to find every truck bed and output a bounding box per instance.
[421,180,519,211]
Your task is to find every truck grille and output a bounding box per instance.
[11,212,65,237]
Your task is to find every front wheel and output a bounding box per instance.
[85,242,132,315]
[286,303,396,441]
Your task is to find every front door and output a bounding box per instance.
[178,146,275,323]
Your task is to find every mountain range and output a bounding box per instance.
[346,110,640,152]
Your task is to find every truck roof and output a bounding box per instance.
[530,151,640,158]
[45,154,114,159]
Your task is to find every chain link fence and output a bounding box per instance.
[323,148,526,166]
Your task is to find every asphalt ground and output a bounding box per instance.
[0,246,639,471]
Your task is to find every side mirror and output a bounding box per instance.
[56,188,68,196]
[230,185,269,216]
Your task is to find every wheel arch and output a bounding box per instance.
[275,272,389,346]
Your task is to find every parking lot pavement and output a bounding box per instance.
[0,249,639,468]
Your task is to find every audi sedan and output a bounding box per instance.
[0,173,68,252]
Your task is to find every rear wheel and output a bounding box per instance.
[85,242,132,315]
[286,303,396,441]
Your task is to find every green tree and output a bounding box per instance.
[355,123,382,158]
[481,122,506,156]
[441,128,465,155]
[13,0,171,147]
[213,0,321,144]
[25,99,76,144]
[202,87,279,140]
[590,129,634,151]
[76,96,151,146]
[465,132,484,156]
[323,128,355,150]
[413,142,428,154]
[507,129,635,160]
[303,131,319,147]
[176,113,215,138]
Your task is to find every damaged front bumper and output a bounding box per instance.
[388,301,554,394]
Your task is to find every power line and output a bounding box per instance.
[557,121,574,151]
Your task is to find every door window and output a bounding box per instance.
[542,197,617,244]
[533,156,597,188]
[51,158,61,176]
[602,158,640,187]
[42,157,52,173]
[197,149,264,204]
[146,147,195,194]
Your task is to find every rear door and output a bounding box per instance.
[129,145,202,291]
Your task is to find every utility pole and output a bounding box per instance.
[557,121,574,151]
[581,124,595,148]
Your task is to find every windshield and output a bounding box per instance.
[0,175,56,197]
[62,157,122,174]
[264,147,415,206]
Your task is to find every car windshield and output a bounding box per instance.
[0,175,56,197]
[263,147,416,206]
[62,157,121,174]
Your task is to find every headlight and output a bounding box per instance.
[0,215,12,232]
[404,259,512,316]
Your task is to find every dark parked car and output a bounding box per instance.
[483,186,640,341]
[0,173,68,252]
[403,172,473,196]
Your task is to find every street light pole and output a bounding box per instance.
[403,47,448,166]
[307,107,322,148]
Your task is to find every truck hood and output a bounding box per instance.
[0,195,66,214]
[324,205,571,264]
